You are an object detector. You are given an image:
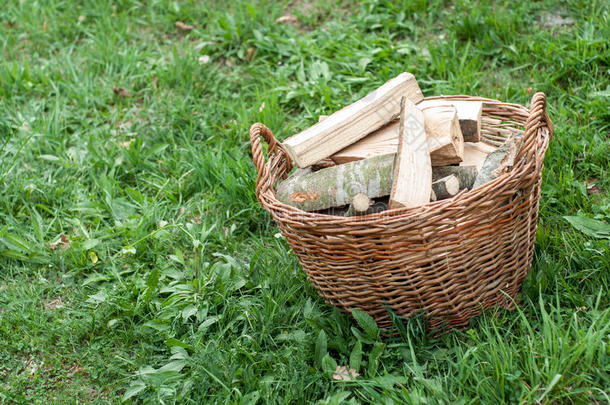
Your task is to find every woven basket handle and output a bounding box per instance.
[249,123,291,190]
[520,92,553,162]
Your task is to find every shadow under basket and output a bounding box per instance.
[249,92,553,334]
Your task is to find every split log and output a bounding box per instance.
[330,120,399,164]
[472,136,523,188]
[276,154,394,212]
[460,142,497,171]
[422,105,464,166]
[431,175,460,200]
[417,99,483,142]
[331,105,464,166]
[389,98,431,209]
[282,72,424,168]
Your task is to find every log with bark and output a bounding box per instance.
[432,165,478,190]
[276,154,395,212]
[472,136,523,188]
[282,72,424,168]
[277,155,479,211]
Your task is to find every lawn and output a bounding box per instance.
[0,0,608,403]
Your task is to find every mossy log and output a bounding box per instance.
[277,155,480,211]
[276,154,395,212]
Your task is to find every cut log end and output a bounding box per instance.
[431,175,460,200]
[352,193,372,212]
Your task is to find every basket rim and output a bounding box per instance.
[253,94,552,227]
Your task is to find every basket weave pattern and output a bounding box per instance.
[250,93,553,332]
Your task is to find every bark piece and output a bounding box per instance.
[417,99,483,142]
[472,136,523,188]
[282,72,424,168]
[389,98,432,209]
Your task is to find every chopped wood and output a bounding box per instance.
[472,136,523,188]
[432,165,478,190]
[352,193,372,212]
[422,105,464,166]
[276,154,395,212]
[418,99,483,142]
[330,120,399,164]
[461,141,497,170]
[389,98,432,209]
[282,72,424,168]
[278,154,481,212]
[345,193,372,216]
[331,105,464,166]
[431,175,460,200]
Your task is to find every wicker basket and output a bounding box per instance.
[249,93,553,333]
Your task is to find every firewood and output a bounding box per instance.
[417,99,483,142]
[389,98,432,209]
[422,105,464,166]
[472,136,523,188]
[432,166,478,190]
[282,72,424,168]
[330,105,463,166]
[345,193,372,216]
[431,175,460,200]
[276,154,395,212]
[330,120,399,164]
[460,142,497,170]
[277,157,477,212]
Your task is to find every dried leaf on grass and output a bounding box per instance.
[175,21,194,32]
[113,88,129,98]
[586,181,603,195]
[50,234,70,251]
[275,15,298,25]
[119,139,134,149]
[332,366,359,381]
[44,297,65,310]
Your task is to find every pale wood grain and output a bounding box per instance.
[389,98,432,209]
[282,72,424,168]
[418,99,482,142]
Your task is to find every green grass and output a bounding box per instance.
[1,0,609,403]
